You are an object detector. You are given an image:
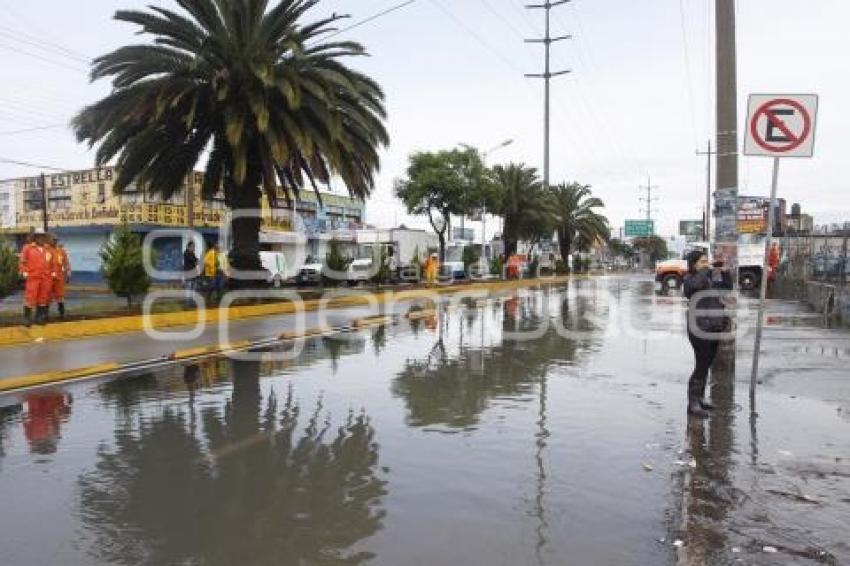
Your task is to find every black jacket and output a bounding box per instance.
[183,249,199,274]
[684,268,733,333]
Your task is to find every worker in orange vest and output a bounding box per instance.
[50,235,71,320]
[19,229,54,326]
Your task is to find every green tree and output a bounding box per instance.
[632,236,669,266]
[550,182,609,265]
[461,245,479,269]
[72,0,389,284]
[490,163,556,257]
[395,148,489,262]
[323,238,350,285]
[0,239,19,300]
[608,238,633,260]
[371,246,392,287]
[100,223,151,308]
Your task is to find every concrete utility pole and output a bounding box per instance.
[696,140,716,241]
[715,0,739,235]
[525,0,571,189]
[639,176,659,234]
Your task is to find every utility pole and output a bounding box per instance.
[715,0,739,238]
[696,140,716,241]
[639,176,659,235]
[525,0,571,189]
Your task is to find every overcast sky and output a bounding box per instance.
[1,0,848,237]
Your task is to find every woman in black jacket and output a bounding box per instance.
[683,250,733,418]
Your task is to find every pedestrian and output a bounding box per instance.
[202,243,223,304]
[19,229,54,326]
[49,235,71,320]
[425,253,439,286]
[183,240,199,305]
[683,250,733,418]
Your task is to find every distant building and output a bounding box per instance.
[0,166,365,281]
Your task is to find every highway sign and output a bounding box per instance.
[744,94,818,158]
[624,220,654,237]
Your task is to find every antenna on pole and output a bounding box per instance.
[525,0,571,189]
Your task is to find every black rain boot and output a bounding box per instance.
[23,306,33,327]
[36,306,48,325]
[57,302,66,320]
[688,397,710,418]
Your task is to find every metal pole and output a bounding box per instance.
[706,139,712,240]
[749,157,780,413]
[544,4,550,189]
[40,172,49,232]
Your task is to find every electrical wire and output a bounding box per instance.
[0,43,88,73]
[0,124,67,136]
[323,0,419,40]
[0,157,68,172]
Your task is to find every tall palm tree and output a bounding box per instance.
[72,0,389,277]
[491,164,556,257]
[550,182,609,264]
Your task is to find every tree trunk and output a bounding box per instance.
[438,232,446,264]
[228,169,263,289]
[557,228,571,265]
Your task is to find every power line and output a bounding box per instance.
[0,42,88,73]
[0,123,67,136]
[0,27,90,64]
[0,157,67,172]
[323,0,419,40]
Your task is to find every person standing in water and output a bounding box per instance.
[683,249,733,418]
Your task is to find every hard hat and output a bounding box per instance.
[34,227,46,235]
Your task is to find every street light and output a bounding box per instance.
[480,139,513,274]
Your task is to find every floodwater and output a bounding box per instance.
[1,276,848,565]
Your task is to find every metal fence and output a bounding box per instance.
[776,225,849,295]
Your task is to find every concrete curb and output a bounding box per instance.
[0,276,575,393]
[0,276,571,349]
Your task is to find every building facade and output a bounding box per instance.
[0,166,366,281]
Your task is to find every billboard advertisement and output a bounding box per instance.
[678,220,704,242]
[737,196,787,235]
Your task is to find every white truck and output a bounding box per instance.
[352,228,439,282]
[655,237,777,291]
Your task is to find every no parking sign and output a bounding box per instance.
[744,94,818,158]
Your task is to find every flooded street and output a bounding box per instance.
[1,275,848,565]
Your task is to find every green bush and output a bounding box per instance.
[324,239,351,286]
[555,259,569,275]
[489,255,504,276]
[0,239,19,299]
[462,245,480,268]
[100,223,151,308]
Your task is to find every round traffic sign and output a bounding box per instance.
[749,98,812,154]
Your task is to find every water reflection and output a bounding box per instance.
[78,359,387,565]
[392,291,596,430]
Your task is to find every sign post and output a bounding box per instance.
[744,93,818,414]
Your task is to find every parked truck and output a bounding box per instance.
[656,237,780,291]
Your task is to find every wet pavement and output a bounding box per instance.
[0,275,848,565]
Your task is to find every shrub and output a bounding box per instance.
[0,239,19,299]
[100,223,151,308]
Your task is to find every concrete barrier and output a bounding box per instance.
[805,281,850,325]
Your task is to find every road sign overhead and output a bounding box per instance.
[744,94,818,158]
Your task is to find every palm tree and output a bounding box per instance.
[550,183,609,264]
[72,0,389,278]
[491,164,556,257]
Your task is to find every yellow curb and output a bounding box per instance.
[0,276,571,349]
[0,362,121,393]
